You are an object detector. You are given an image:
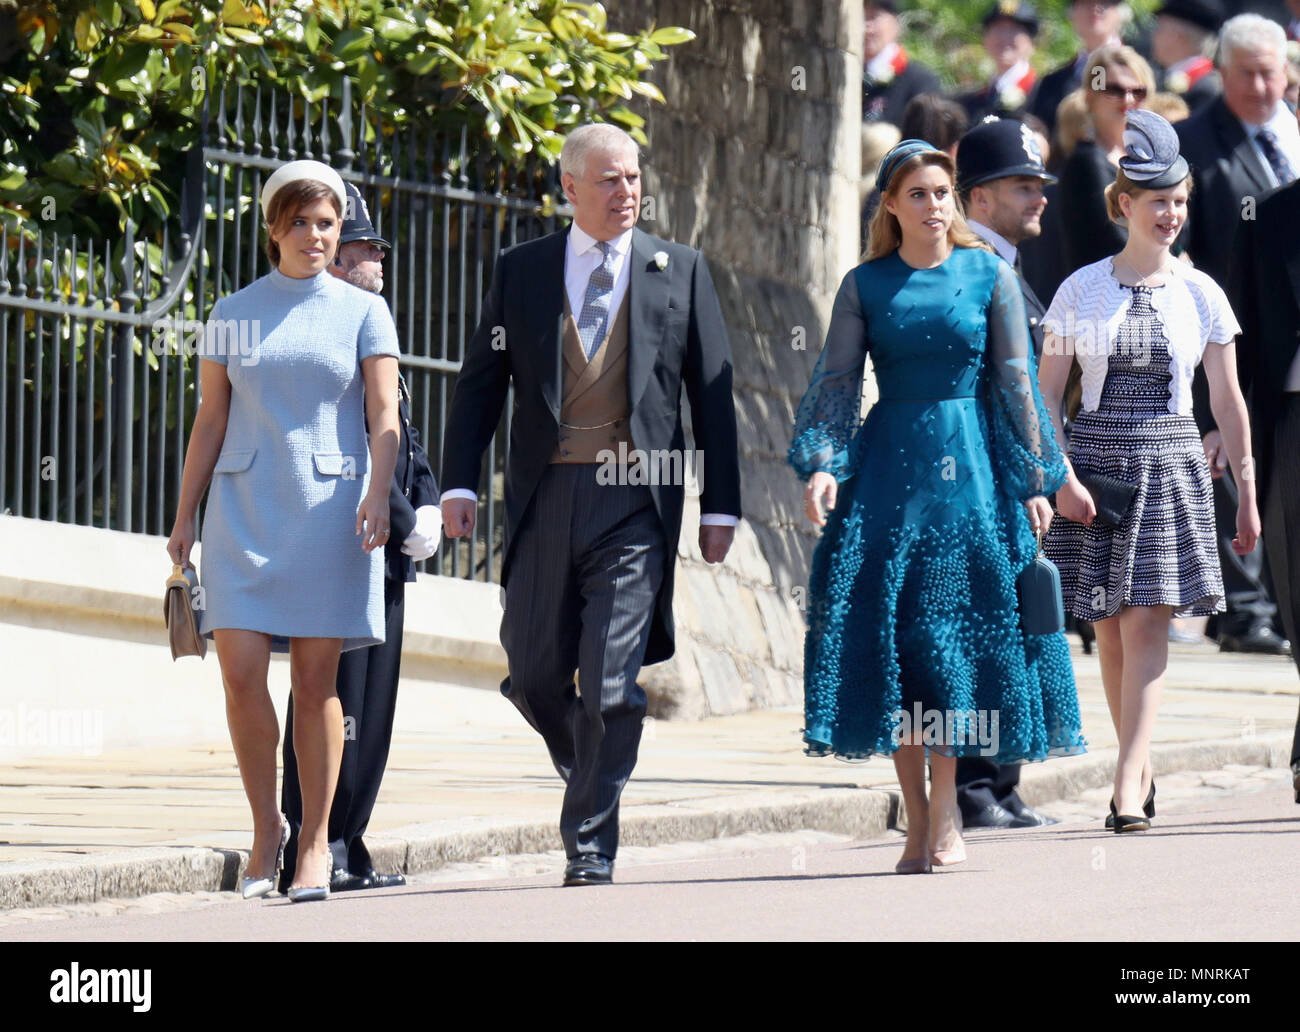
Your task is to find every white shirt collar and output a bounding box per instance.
[866,41,901,82]
[969,220,1018,267]
[994,59,1031,93]
[568,222,634,259]
[1167,54,1206,76]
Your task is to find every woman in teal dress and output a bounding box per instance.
[790,140,1085,874]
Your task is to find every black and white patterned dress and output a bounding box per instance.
[1041,259,1240,621]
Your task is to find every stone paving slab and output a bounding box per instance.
[1,638,1295,910]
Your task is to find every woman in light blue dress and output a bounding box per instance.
[167,160,400,901]
[790,141,1085,874]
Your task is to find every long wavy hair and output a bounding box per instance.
[864,151,989,261]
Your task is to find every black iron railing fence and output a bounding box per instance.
[0,78,564,583]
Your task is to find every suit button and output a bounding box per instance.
[1029,317,1038,327]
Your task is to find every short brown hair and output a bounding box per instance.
[1103,168,1192,226]
[264,179,343,266]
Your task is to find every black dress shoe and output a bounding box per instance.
[1219,626,1291,655]
[563,854,614,886]
[961,803,1018,829]
[330,868,368,893]
[1001,795,1059,827]
[1291,761,1300,804]
[360,870,406,890]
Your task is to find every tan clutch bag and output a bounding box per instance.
[164,563,207,660]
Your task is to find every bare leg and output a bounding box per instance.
[927,751,965,864]
[214,629,282,878]
[287,636,344,889]
[1113,605,1171,816]
[1093,614,1152,804]
[892,744,930,868]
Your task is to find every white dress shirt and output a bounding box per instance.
[1241,101,1300,189]
[443,225,738,528]
[968,220,1017,267]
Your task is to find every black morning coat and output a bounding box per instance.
[438,226,742,665]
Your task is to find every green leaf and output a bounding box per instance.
[607,106,644,128]
[373,16,418,43]
[649,26,695,46]
[518,86,557,105]
[332,27,374,62]
[225,26,263,45]
[74,12,102,52]
[628,78,665,103]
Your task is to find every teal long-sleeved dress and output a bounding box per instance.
[788,245,1086,763]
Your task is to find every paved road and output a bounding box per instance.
[7,769,1296,942]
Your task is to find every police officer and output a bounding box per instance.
[280,181,441,891]
[954,117,1060,828]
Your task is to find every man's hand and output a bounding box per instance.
[1202,429,1227,479]
[442,497,476,539]
[699,524,734,564]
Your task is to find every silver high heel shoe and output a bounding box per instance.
[287,848,334,903]
[240,816,290,900]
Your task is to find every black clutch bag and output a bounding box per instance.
[1017,529,1065,636]
[1075,471,1136,528]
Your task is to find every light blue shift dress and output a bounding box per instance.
[198,267,400,652]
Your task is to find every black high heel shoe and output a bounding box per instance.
[1113,813,1150,833]
[1105,780,1156,829]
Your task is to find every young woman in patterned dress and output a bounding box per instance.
[1038,111,1260,832]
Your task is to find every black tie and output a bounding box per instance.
[1012,250,1024,276]
[1256,128,1296,186]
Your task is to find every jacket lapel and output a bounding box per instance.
[1214,98,1271,192]
[1277,189,1300,378]
[531,228,569,420]
[627,228,669,413]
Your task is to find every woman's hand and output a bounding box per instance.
[1024,495,1054,535]
[804,472,838,528]
[166,519,196,568]
[1233,499,1261,555]
[356,490,391,553]
[1056,476,1097,526]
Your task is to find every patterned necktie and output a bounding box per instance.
[577,241,614,359]
[1256,128,1296,186]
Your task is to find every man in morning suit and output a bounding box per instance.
[1151,0,1225,116]
[955,2,1040,124]
[863,0,942,130]
[440,124,742,886]
[280,182,441,892]
[1225,177,1300,804]
[1177,13,1296,656]
[1029,0,1126,143]
[954,116,1059,830]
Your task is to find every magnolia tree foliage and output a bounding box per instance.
[0,0,694,238]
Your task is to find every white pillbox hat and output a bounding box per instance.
[259,159,347,221]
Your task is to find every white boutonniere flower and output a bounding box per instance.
[999,85,1027,111]
[653,250,669,271]
[1288,40,1300,65]
[1166,71,1189,95]
[874,66,895,86]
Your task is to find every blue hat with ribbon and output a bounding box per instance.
[1118,109,1189,189]
[877,139,942,193]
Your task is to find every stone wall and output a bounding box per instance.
[607,0,863,718]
